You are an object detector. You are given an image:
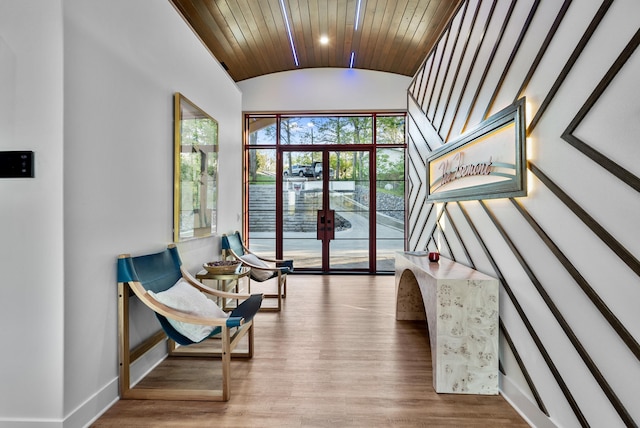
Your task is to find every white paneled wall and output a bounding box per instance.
[406,0,640,426]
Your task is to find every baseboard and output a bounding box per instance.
[500,374,558,428]
[71,339,168,428]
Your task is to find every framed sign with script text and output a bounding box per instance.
[427,98,527,202]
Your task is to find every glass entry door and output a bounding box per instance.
[326,150,370,270]
[282,151,324,270]
[282,149,371,272]
[245,112,406,274]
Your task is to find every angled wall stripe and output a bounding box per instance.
[433,1,470,127]
[480,201,634,426]
[436,0,482,135]
[562,28,640,193]
[426,26,452,121]
[420,49,438,109]
[444,0,500,142]
[407,107,438,151]
[408,199,432,250]
[443,204,474,268]
[527,0,614,134]
[514,0,572,103]
[500,319,550,416]
[455,201,588,426]
[414,203,435,251]
[483,0,542,120]
[460,0,518,135]
[409,0,465,91]
[435,206,454,257]
[529,162,640,277]
[510,198,640,360]
[413,64,426,104]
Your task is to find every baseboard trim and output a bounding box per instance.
[500,374,558,428]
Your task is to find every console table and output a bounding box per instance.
[395,252,499,395]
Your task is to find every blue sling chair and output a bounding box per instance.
[117,244,263,401]
[221,231,293,312]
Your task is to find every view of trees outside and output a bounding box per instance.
[245,113,405,272]
[177,106,218,239]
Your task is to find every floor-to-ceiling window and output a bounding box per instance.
[244,113,405,273]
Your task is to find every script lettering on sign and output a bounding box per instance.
[426,98,527,202]
[437,152,493,188]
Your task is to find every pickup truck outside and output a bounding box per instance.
[284,164,313,177]
[284,162,334,178]
[312,161,334,178]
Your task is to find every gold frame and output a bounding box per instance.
[173,93,218,241]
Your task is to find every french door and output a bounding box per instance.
[244,113,406,274]
[281,149,372,271]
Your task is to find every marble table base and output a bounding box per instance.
[395,252,499,395]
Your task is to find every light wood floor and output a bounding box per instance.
[93,275,529,427]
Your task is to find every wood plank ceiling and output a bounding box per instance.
[170,0,462,82]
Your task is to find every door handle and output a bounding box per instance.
[317,211,324,240]
[317,210,335,240]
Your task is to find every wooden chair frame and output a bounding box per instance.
[221,231,293,312]
[117,244,262,401]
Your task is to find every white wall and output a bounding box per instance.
[0,0,243,426]
[239,68,411,112]
[0,0,65,424]
[62,1,244,425]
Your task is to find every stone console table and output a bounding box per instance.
[395,252,499,395]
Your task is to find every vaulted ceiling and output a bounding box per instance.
[170,0,462,82]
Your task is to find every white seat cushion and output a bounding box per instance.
[240,253,274,281]
[147,278,228,342]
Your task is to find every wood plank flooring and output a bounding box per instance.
[93,275,529,427]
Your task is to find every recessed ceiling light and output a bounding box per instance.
[320,35,329,45]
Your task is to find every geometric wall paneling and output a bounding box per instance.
[511,197,640,362]
[561,29,640,263]
[482,0,542,120]
[563,29,640,193]
[526,0,614,135]
[457,0,519,135]
[434,0,475,136]
[435,205,460,264]
[530,162,640,278]
[430,3,468,131]
[411,202,435,254]
[457,201,590,426]
[512,0,572,105]
[407,0,640,425]
[439,203,471,264]
[521,167,640,376]
[499,318,550,416]
[480,200,635,426]
[431,204,453,256]
[443,0,498,143]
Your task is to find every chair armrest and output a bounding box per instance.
[276,260,294,272]
[243,248,292,266]
[180,267,251,300]
[226,316,244,328]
